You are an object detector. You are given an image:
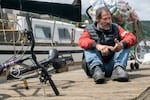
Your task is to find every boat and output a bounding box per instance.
[0,0,84,66]
[0,15,84,65]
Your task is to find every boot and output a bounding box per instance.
[92,66,105,84]
[111,66,129,82]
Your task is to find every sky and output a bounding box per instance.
[81,0,150,21]
[125,0,150,20]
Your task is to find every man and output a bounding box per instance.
[78,7,137,84]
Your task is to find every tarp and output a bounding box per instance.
[0,0,81,22]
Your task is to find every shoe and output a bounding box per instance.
[92,66,105,84]
[111,66,129,82]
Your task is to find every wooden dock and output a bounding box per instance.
[0,64,150,100]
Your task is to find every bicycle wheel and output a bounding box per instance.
[134,39,150,64]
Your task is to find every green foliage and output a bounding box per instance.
[124,21,150,40]
[141,21,150,38]
[81,14,93,24]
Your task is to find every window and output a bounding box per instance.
[58,28,70,40]
[35,25,51,39]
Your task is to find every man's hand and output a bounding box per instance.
[96,39,124,56]
[96,44,113,56]
[112,39,124,52]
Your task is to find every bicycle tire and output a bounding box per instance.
[134,39,150,64]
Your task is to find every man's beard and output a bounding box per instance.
[99,23,111,31]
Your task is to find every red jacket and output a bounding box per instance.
[78,23,137,49]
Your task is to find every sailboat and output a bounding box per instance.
[0,0,83,64]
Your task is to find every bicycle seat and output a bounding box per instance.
[39,48,59,65]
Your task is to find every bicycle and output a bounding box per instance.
[124,20,150,70]
[0,15,62,96]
